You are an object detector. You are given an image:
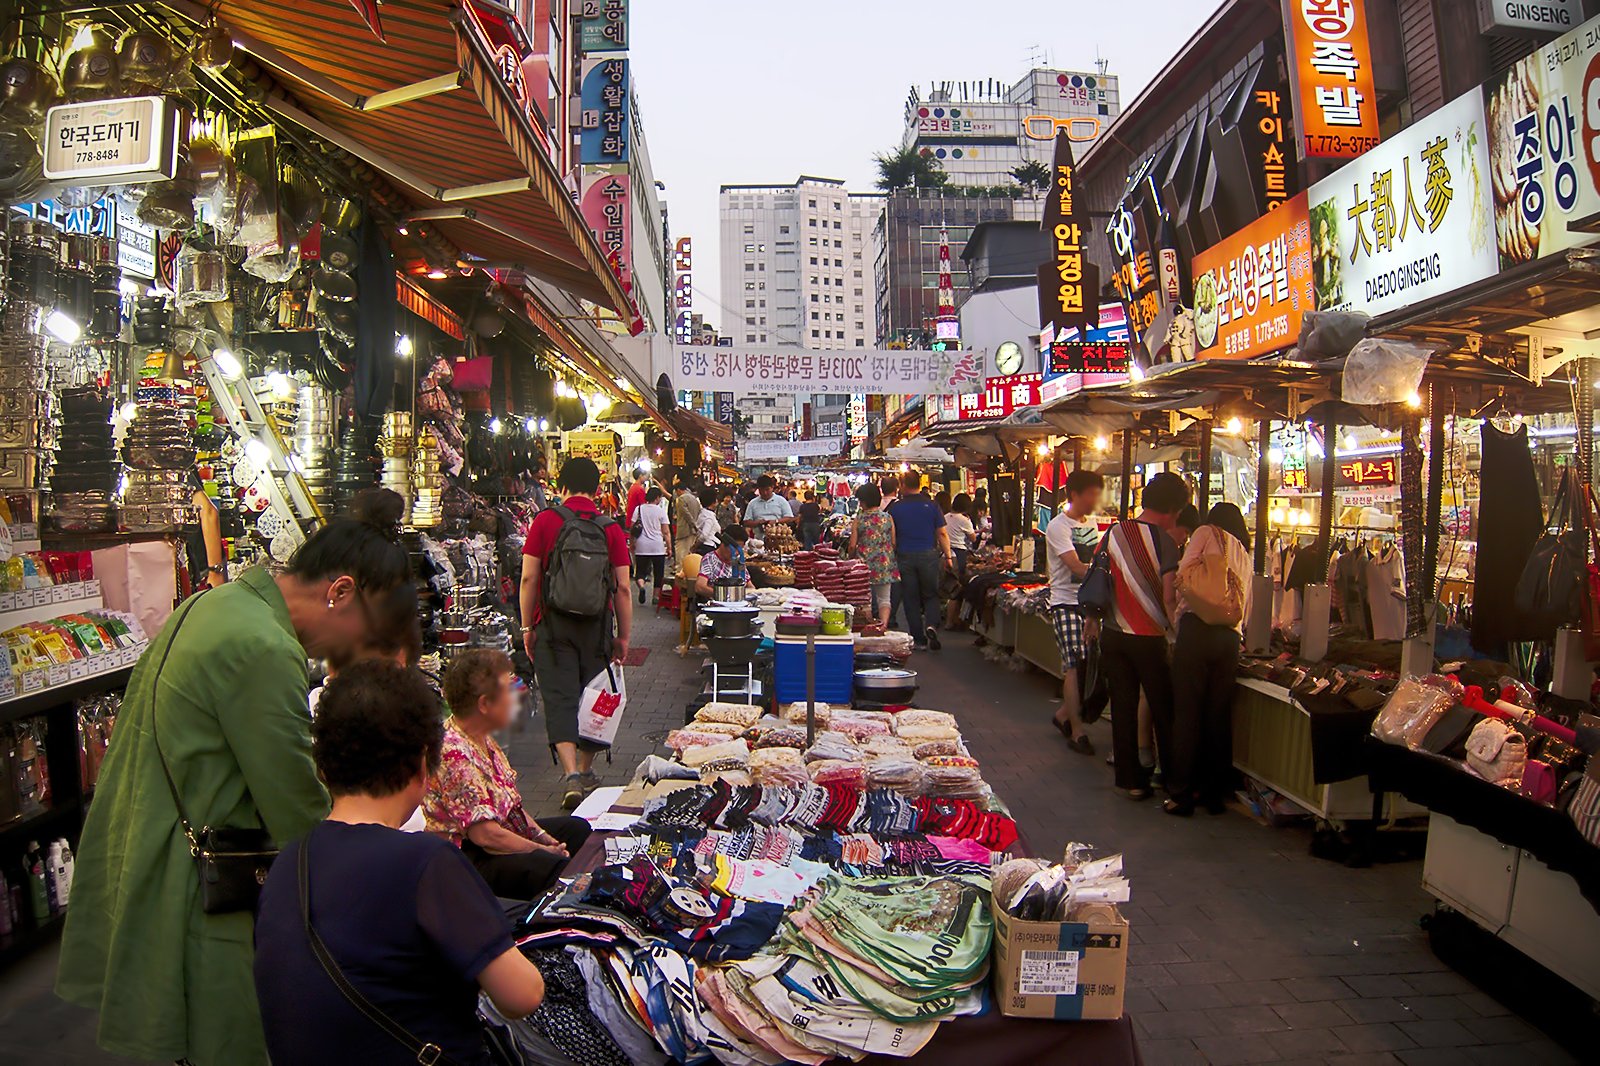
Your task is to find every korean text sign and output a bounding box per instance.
[578,58,629,166]
[956,374,1043,421]
[672,346,986,396]
[1192,191,1314,360]
[580,170,632,291]
[1285,0,1381,159]
[1306,90,1494,319]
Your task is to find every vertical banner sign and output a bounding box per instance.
[714,392,734,425]
[1248,81,1297,210]
[673,237,694,345]
[578,0,629,52]
[1284,0,1381,159]
[1037,132,1101,340]
[579,58,629,166]
[848,394,868,446]
[579,170,632,292]
[1192,191,1314,360]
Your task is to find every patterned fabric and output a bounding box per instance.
[423,719,533,844]
[851,509,900,583]
[518,948,631,1066]
[1104,519,1178,637]
[1050,604,1086,668]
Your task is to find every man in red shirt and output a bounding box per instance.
[520,458,633,809]
[624,467,648,528]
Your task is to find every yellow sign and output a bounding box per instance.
[564,430,616,478]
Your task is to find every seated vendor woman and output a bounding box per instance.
[694,525,756,599]
[424,649,591,899]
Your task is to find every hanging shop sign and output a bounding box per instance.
[957,373,1042,421]
[1337,455,1397,486]
[579,168,632,293]
[1037,132,1100,340]
[1281,459,1309,492]
[673,236,693,345]
[1484,11,1600,269]
[1477,0,1580,36]
[847,394,868,446]
[12,196,155,278]
[740,437,841,460]
[43,95,183,186]
[565,429,617,477]
[915,112,999,138]
[579,0,629,52]
[1048,341,1132,376]
[1284,0,1381,159]
[672,345,985,396]
[1192,191,1314,360]
[1307,89,1493,318]
[1040,305,1132,401]
[714,392,735,424]
[578,57,629,166]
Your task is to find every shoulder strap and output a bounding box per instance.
[299,839,455,1066]
[551,503,575,525]
[150,599,207,853]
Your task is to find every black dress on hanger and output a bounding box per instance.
[1472,420,1545,652]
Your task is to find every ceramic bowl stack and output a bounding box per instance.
[293,385,337,512]
[49,387,116,532]
[410,425,443,527]
[378,410,413,514]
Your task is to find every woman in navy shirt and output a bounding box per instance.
[255,661,545,1065]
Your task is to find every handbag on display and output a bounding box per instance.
[1580,483,1600,662]
[1567,756,1600,847]
[1465,718,1528,788]
[1513,468,1586,637]
[151,602,278,915]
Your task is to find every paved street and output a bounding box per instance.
[0,606,1579,1064]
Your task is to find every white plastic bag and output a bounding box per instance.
[577,664,626,747]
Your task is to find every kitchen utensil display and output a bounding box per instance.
[853,667,918,704]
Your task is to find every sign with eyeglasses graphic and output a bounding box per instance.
[1022,115,1105,142]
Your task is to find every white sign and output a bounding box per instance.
[43,95,183,185]
[739,437,842,460]
[886,445,954,463]
[672,345,986,396]
[1306,90,1494,320]
[1477,0,1581,34]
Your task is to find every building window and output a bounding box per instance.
[809,237,818,246]
[746,334,757,342]
[835,259,844,267]
[810,275,819,284]
[744,263,755,272]
[811,311,820,320]
[758,262,765,271]
[745,316,756,325]
[759,299,766,308]
[855,339,865,347]
[759,243,767,252]
[808,218,817,227]
[833,220,842,229]
[854,288,863,296]
[779,225,790,234]
[854,269,863,277]
[833,201,841,210]
[743,224,754,234]
[744,282,756,291]
[743,243,755,253]
[809,257,818,265]
[745,299,755,308]
[810,294,819,303]
[808,199,817,208]
[811,329,820,338]
[833,240,842,248]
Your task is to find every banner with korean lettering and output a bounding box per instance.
[1306,90,1494,319]
[579,57,629,165]
[740,437,843,460]
[1037,132,1100,338]
[579,0,628,52]
[956,374,1042,421]
[580,168,632,292]
[1284,0,1381,159]
[672,345,986,396]
[1337,454,1397,487]
[1483,12,1600,271]
[1192,191,1314,360]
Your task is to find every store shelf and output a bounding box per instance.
[0,581,103,628]
[0,663,135,725]
[0,800,81,849]
[0,913,64,970]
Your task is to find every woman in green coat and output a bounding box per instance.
[57,519,415,1065]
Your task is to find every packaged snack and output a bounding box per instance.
[679,738,751,769]
[860,735,913,758]
[894,722,961,743]
[830,714,892,740]
[894,709,957,731]
[808,759,869,788]
[750,747,811,788]
[666,728,734,752]
[803,731,861,764]
[696,702,763,728]
[753,727,808,749]
[865,756,924,794]
[913,739,961,759]
[783,701,832,728]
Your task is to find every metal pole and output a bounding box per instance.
[1318,416,1338,572]
[1120,429,1134,517]
[1401,413,1425,637]
[1580,355,1595,489]
[1254,416,1270,574]
[805,632,816,747]
[1073,439,1083,469]
[1197,418,1213,514]
[1423,385,1445,601]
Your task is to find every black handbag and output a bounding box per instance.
[1080,636,1108,724]
[151,601,278,915]
[1077,540,1115,617]
[1514,469,1586,637]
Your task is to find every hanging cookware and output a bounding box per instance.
[319,230,360,273]
[0,55,60,123]
[61,25,119,100]
[277,161,324,240]
[0,126,43,206]
[192,22,233,72]
[117,28,174,94]
[311,265,356,303]
[321,195,362,234]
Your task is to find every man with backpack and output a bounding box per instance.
[521,458,634,809]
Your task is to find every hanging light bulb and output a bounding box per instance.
[1092,435,1109,452]
[396,335,414,358]
[1342,433,1358,451]
[44,310,81,344]
[539,418,550,433]
[489,417,504,434]
[1405,390,1423,409]
[211,348,242,380]
[266,371,291,399]
[525,417,538,433]
[1035,442,1050,457]
[1225,416,1243,435]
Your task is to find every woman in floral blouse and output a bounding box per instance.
[424,648,591,898]
[848,482,899,628]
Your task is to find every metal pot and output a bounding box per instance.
[853,667,918,703]
[703,633,762,667]
[701,604,760,638]
[710,579,749,605]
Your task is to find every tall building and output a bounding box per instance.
[899,67,1121,188]
[719,177,885,443]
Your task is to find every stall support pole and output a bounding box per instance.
[1423,387,1444,601]
[1581,356,1595,489]
[1120,430,1134,517]
[1246,417,1273,655]
[1197,418,1213,514]
[1073,440,1083,470]
[1317,417,1338,565]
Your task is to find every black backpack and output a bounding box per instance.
[543,505,617,619]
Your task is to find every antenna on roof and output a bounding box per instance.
[1096,49,1108,77]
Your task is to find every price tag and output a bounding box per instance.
[17,589,36,608]
[0,592,15,612]
[21,670,45,693]
[0,673,15,701]
[51,585,70,604]
[1018,950,1081,997]
[86,579,101,598]
[47,663,69,687]
[14,523,37,542]
[68,660,89,680]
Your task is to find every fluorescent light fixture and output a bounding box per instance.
[396,335,414,358]
[212,349,243,379]
[245,438,270,466]
[118,279,142,296]
[44,310,81,344]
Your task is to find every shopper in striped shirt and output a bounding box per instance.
[1098,472,1188,800]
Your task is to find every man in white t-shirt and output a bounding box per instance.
[1045,469,1104,755]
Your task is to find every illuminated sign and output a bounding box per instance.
[1048,342,1131,375]
[1285,0,1381,159]
[1037,132,1100,340]
[579,169,632,292]
[43,95,182,185]
[1192,191,1314,360]
[1338,456,1397,486]
[673,236,693,345]
[1021,115,1104,142]
[958,373,1042,420]
[1476,0,1579,35]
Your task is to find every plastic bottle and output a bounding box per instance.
[57,840,73,907]
[23,843,48,925]
[42,842,60,916]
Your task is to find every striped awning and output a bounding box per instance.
[209,0,631,311]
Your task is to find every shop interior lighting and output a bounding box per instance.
[265,371,292,400]
[1092,435,1109,452]
[590,392,609,410]
[44,310,81,344]
[1342,433,1358,451]
[638,458,654,473]
[524,417,538,433]
[117,402,138,423]
[1224,416,1243,435]
[489,417,504,434]
[396,335,414,358]
[538,418,550,432]
[1035,442,1050,457]
[70,24,94,50]
[245,438,271,466]
[211,349,243,380]
[118,279,142,297]
[426,268,449,280]
[1405,391,1423,409]
[1268,448,1284,464]
[1128,364,1146,382]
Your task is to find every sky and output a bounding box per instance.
[628,0,1217,333]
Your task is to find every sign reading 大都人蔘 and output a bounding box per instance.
[672,345,986,396]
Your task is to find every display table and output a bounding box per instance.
[1232,679,1424,823]
[971,601,1018,650]
[1013,609,1061,678]
[1365,739,1600,999]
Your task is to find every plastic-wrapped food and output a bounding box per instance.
[1371,677,1458,749]
[894,722,961,743]
[783,701,832,728]
[913,739,962,760]
[860,735,913,758]
[854,631,915,659]
[753,726,808,749]
[865,756,924,794]
[809,759,869,788]
[749,746,811,788]
[696,702,763,728]
[894,709,958,731]
[631,754,700,785]
[922,755,986,798]
[922,754,979,769]
[666,728,732,752]
[830,714,892,740]
[686,720,746,738]
[700,768,752,788]
[803,731,862,763]
[679,738,751,769]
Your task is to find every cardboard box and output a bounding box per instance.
[992,905,1129,1020]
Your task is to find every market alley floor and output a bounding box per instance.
[0,606,1582,1065]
